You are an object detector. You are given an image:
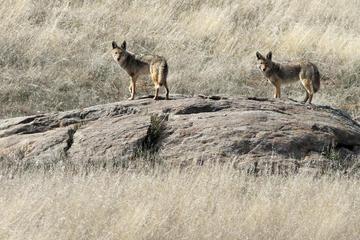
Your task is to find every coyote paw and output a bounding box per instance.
[128,97,134,100]
[306,105,314,110]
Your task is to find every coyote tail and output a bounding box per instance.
[313,65,320,93]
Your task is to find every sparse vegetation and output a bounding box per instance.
[132,114,168,168]
[0,0,359,118]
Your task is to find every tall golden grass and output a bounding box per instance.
[0,0,359,118]
[0,165,359,240]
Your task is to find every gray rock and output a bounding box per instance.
[0,95,359,174]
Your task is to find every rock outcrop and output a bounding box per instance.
[1,95,360,174]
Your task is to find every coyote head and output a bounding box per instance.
[112,41,127,64]
[256,51,275,77]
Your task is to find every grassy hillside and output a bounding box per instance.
[0,0,359,118]
[1,2,359,238]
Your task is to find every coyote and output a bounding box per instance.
[112,41,169,100]
[256,51,320,104]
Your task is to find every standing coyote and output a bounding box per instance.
[112,41,169,100]
[256,51,320,104]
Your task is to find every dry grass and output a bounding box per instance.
[0,164,359,240]
[0,0,359,118]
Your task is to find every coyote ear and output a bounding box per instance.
[112,41,118,49]
[256,52,261,60]
[121,41,126,50]
[266,51,272,60]
[256,51,264,60]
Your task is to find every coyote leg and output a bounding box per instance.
[128,77,136,100]
[301,79,313,104]
[302,92,309,103]
[273,87,277,98]
[273,81,281,98]
[150,66,160,100]
[308,91,313,104]
[153,85,160,100]
[164,82,170,100]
